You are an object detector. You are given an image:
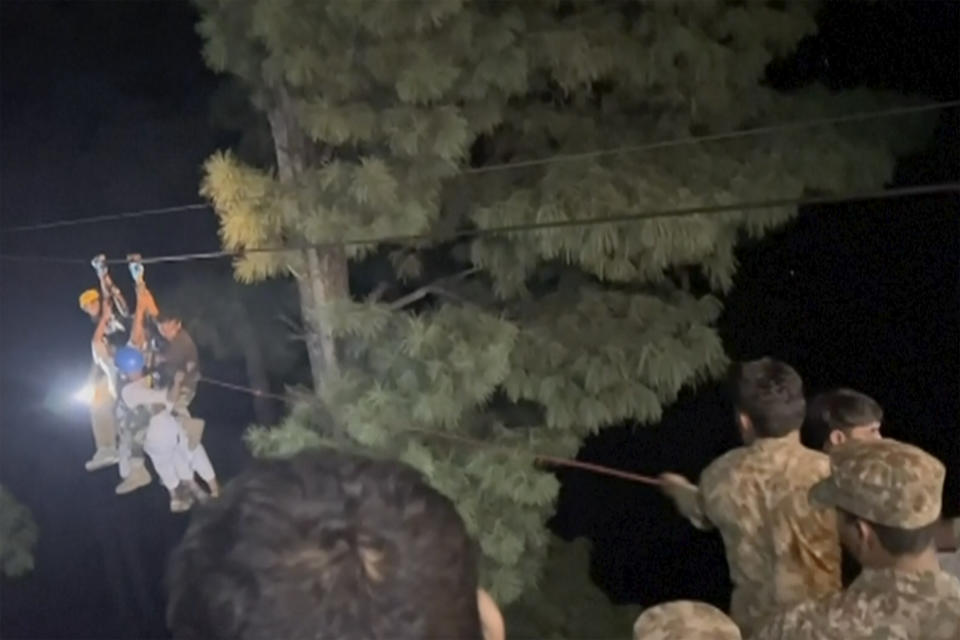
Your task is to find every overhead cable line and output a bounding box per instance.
[463,100,960,174]
[0,203,210,234]
[198,376,664,487]
[1,182,956,266]
[2,99,957,235]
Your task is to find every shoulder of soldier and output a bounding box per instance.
[700,446,750,488]
[755,590,872,640]
[788,444,831,480]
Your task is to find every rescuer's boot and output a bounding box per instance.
[206,477,221,499]
[85,447,119,472]
[183,479,210,505]
[115,459,152,495]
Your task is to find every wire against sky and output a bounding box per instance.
[1,182,956,266]
[2,99,957,235]
[197,376,663,487]
[0,203,210,234]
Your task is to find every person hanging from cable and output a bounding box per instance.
[112,345,209,512]
[78,254,131,472]
[111,254,164,495]
[133,259,219,498]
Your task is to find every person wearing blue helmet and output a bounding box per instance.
[111,254,174,495]
[112,345,156,496]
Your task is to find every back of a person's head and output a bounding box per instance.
[167,451,482,640]
[632,600,741,640]
[732,357,805,438]
[804,388,883,450]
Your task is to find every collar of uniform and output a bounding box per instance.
[851,566,954,597]
[750,430,802,451]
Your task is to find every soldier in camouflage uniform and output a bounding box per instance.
[753,438,960,640]
[633,601,741,639]
[659,358,840,635]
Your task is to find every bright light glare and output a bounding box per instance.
[73,384,94,405]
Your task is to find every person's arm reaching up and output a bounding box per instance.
[129,282,159,352]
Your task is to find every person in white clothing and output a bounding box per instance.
[114,346,192,511]
[114,346,216,512]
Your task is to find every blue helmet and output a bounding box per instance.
[114,346,144,374]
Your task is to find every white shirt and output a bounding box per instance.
[120,376,169,410]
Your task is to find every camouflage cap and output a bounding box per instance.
[632,600,741,640]
[809,438,944,528]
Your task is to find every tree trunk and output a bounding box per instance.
[268,86,349,397]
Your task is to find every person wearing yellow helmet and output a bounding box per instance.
[79,288,100,315]
[81,255,132,472]
[82,283,120,472]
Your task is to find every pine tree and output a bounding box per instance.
[0,485,38,578]
[504,536,643,640]
[193,0,929,605]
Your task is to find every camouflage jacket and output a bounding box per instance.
[672,433,840,635]
[751,567,960,640]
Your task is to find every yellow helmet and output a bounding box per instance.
[79,289,100,309]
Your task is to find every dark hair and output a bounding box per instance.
[156,311,181,324]
[838,510,938,556]
[731,358,806,438]
[804,389,883,450]
[166,451,482,640]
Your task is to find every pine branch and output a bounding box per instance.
[277,313,306,342]
[387,267,480,310]
[366,282,390,303]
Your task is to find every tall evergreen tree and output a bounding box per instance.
[0,485,38,578]
[193,0,927,603]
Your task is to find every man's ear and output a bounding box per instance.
[737,412,754,442]
[856,519,877,552]
[828,429,847,448]
[477,589,505,640]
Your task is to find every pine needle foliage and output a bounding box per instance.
[193,0,930,606]
[504,536,644,640]
[0,485,38,578]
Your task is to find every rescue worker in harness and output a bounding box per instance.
[112,255,163,494]
[79,254,131,471]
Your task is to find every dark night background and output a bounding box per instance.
[0,1,957,638]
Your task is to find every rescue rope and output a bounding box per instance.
[198,376,664,487]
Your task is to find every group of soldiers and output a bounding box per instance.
[644,358,959,639]
[79,254,218,512]
[158,360,956,640]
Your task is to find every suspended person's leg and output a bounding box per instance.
[185,438,219,498]
[85,377,118,471]
[115,421,152,495]
[145,414,193,513]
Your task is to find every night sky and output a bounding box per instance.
[1,2,957,639]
